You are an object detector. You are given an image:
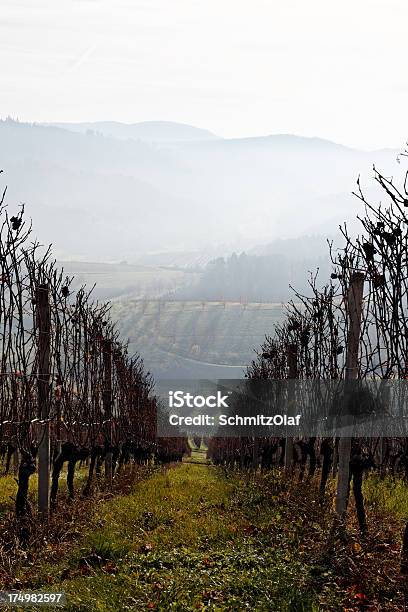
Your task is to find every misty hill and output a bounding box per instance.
[0,119,400,262]
[173,246,331,302]
[250,235,337,259]
[111,300,285,379]
[56,235,335,303]
[45,121,219,143]
[57,260,198,301]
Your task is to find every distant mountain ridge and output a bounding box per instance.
[180,132,354,152]
[0,118,401,261]
[44,120,219,143]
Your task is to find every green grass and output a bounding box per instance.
[4,460,407,610]
[184,446,209,465]
[24,460,335,611]
[0,464,89,515]
[364,472,408,520]
[10,456,408,610]
[59,261,195,302]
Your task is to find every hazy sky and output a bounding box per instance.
[1,0,407,149]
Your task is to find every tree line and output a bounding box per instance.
[175,249,330,302]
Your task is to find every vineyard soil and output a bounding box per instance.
[3,450,405,611]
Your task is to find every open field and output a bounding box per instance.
[57,261,198,301]
[110,300,286,378]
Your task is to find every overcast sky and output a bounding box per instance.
[1,0,407,149]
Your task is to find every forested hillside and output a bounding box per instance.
[173,250,330,302]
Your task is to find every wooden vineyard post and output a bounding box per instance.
[240,438,245,468]
[55,397,62,456]
[332,438,339,477]
[284,343,298,473]
[11,376,19,475]
[36,284,51,518]
[335,272,365,520]
[378,382,390,478]
[12,449,19,475]
[103,339,113,484]
[252,436,259,469]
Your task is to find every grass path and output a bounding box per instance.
[2,452,406,609]
[6,451,406,610]
[27,452,338,611]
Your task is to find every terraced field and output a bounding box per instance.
[111,300,286,378]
